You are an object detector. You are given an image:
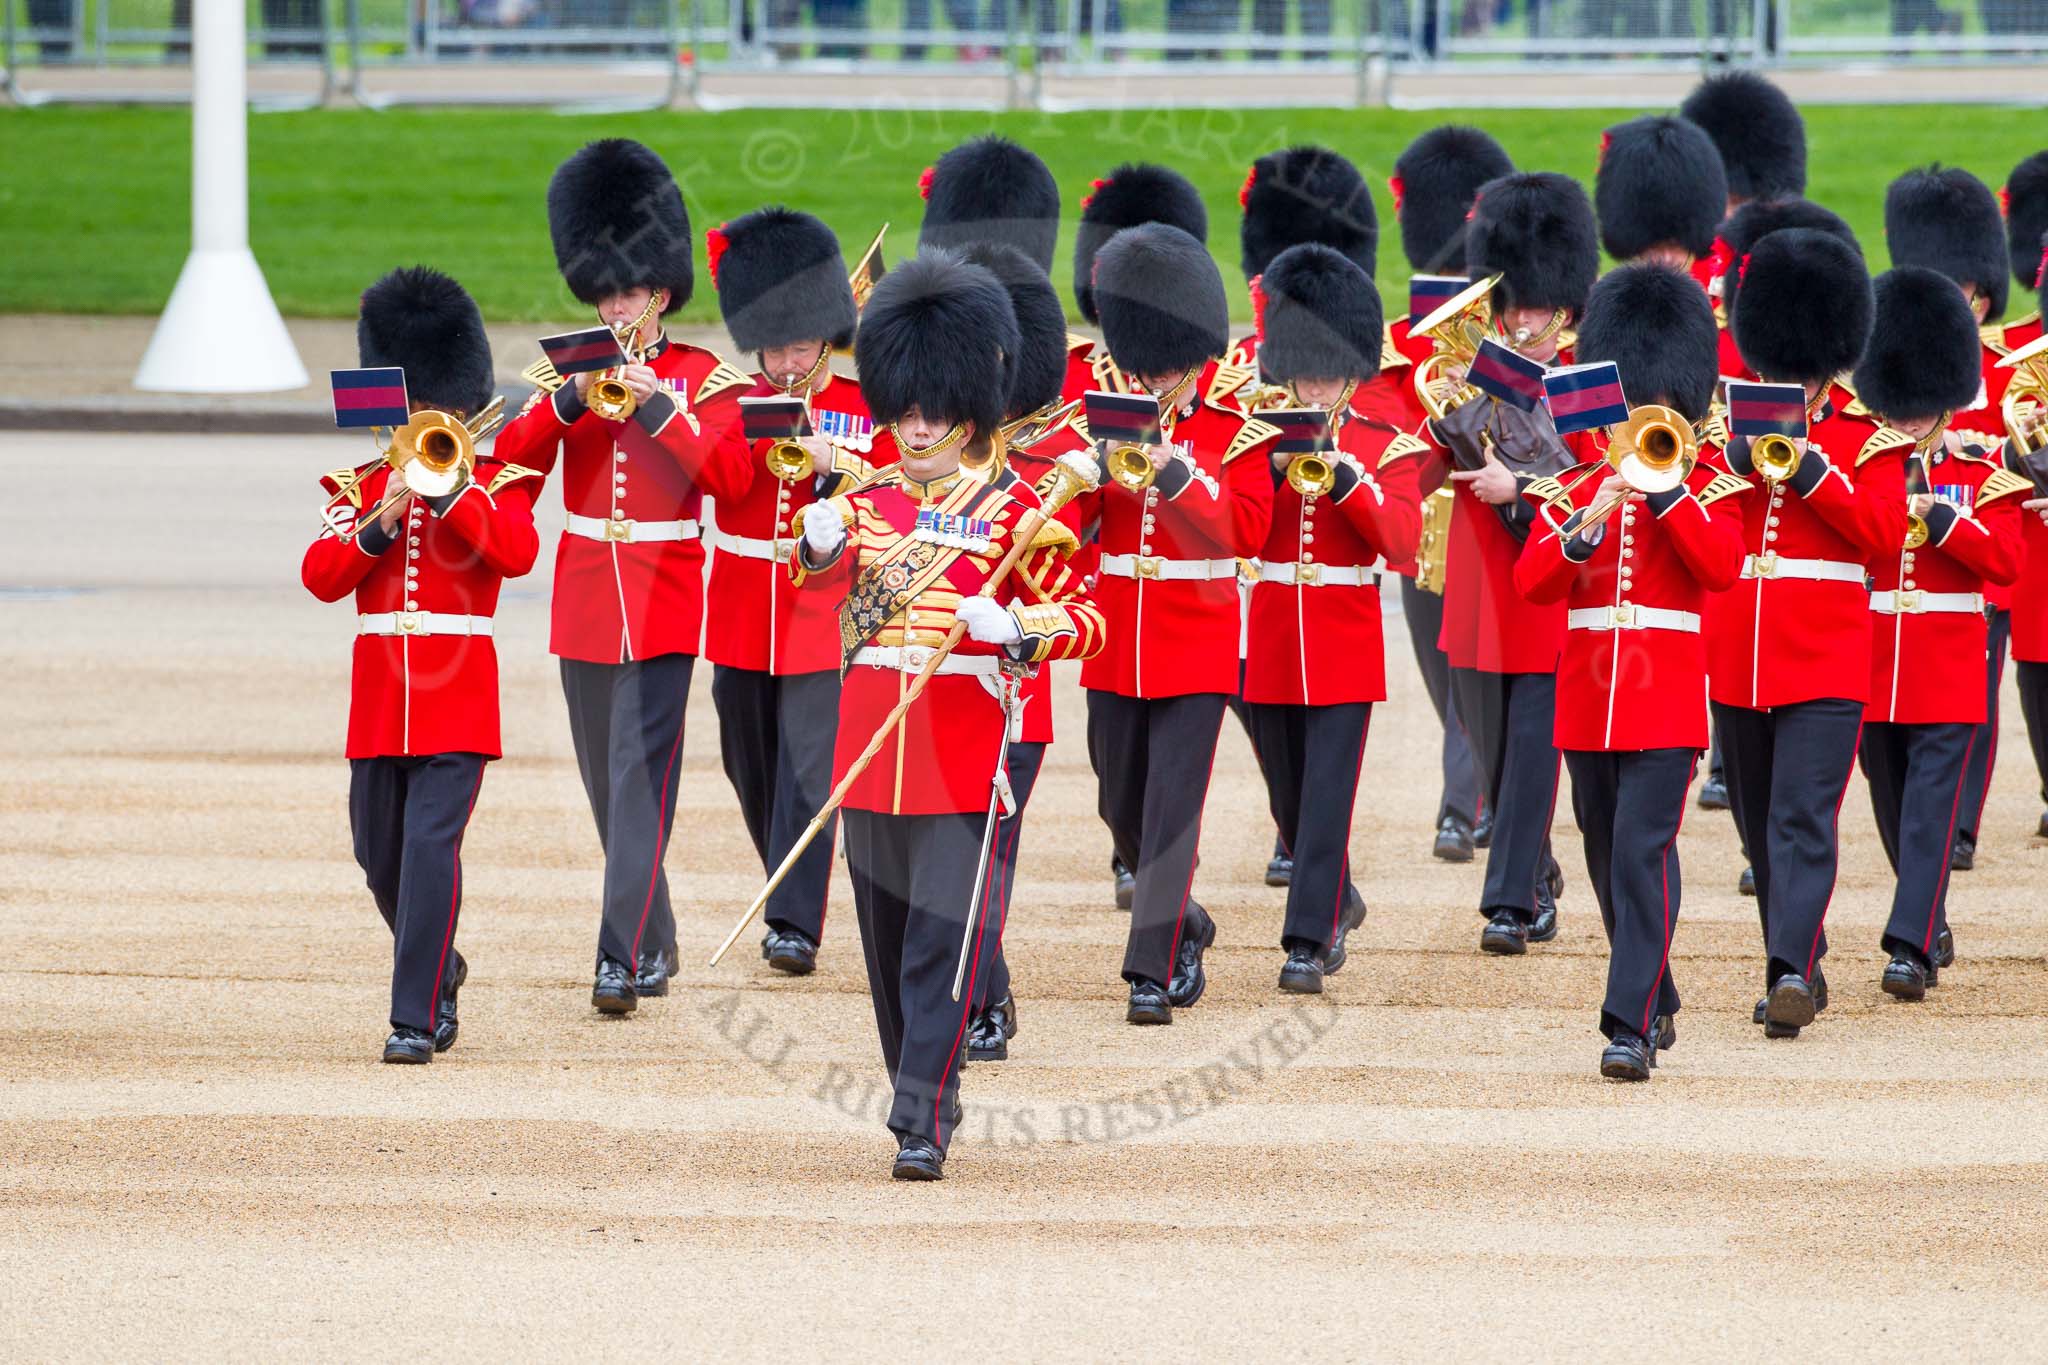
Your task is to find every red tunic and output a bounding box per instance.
[1701,387,1909,709]
[1865,448,2027,724]
[1004,414,1093,745]
[302,458,543,760]
[1433,453,1568,676]
[1956,315,2044,613]
[1062,333,1126,404]
[1514,456,1747,752]
[702,371,898,676]
[793,468,1103,815]
[1244,412,1425,706]
[491,337,753,664]
[1071,362,1280,699]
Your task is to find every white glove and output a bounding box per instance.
[802,499,846,557]
[955,595,1023,645]
[1057,450,1105,489]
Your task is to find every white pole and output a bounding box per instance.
[135,0,308,392]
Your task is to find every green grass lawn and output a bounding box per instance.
[1,103,2041,324]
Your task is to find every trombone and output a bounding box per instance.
[321,396,506,542]
[1547,404,1697,530]
[1410,274,1501,422]
[586,293,663,422]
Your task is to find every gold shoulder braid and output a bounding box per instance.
[1977,467,2033,507]
[520,356,565,394]
[487,463,545,495]
[1858,427,1915,465]
[1207,362,1256,407]
[1378,431,1431,467]
[1696,470,1751,507]
[695,358,754,403]
[1225,416,1283,464]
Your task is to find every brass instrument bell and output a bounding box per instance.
[765,438,813,482]
[586,293,663,422]
[1107,442,1157,492]
[1904,512,1931,550]
[321,395,505,542]
[1410,274,1502,423]
[2000,331,2048,458]
[1751,433,1801,483]
[1285,452,1336,498]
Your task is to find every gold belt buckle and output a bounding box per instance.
[1295,562,1321,586]
[1133,555,1162,580]
[396,610,423,634]
[1752,551,1779,579]
[605,516,633,542]
[1610,604,1636,628]
[1895,589,1922,614]
[772,539,794,564]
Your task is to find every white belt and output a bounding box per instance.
[851,645,1004,676]
[1870,590,1984,615]
[566,512,701,544]
[359,611,494,637]
[705,523,795,563]
[1742,553,1867,584]
[1567,605,1700,633]
[1098,553,1237,582]
[1258,559,1378,587]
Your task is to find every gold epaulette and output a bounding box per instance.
[520,355,565,394]
[1981,320,2012,356]
[1836,377,1871,418]
[694,358,753,403]
[1223,337,1257,372]
[1380,330,1411,372]
[1207,362,1256,408]
[1696,470,1752,507]
[1090,351,1126,391]
[1066,331,1094,355]
[1977,467,2034,507]
[1858,427,1915,465]
[1066,411,1092,444]
[486,463,544,495]
[1029,517,1080,554]
[1224,416,1282,464]
[1522,474,1566,506]
[320,459,380,508]
[1700,405,1729,450]
[1377,431,1431,468]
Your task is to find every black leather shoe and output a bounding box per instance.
[1651,1013,1676,1053]
[1950,832,1975,872]
[1528,869,1559,944]
[1881,951,1929,1003]
[1323,886,1367,976]
[1433,814,1475,863]
[762,927,818,976]
[433,951,466,1053]
[1815,971,1829,1013]
[1544,855,1565,902]
[1480,910,1528,956]
[891,1138,944,1181]
[1165,907,1215,1008]
[1933,926,1955,969]
[1112,854,1134,911]
[2038,808,2048,839]
[592,959,638,1015]
[382,1026,435,1064]
[967,994,1017,1061]
[1265,846,1294,888]
[1126,978,1173,1025]
[634,944,675,996]
[1697,775,1730,811]
[1765,974,1816,1038]
[1278,945,1324,995]
[1600,1031,1653,1081]
[1738,865,1756,897]
[1473,812,1494,849]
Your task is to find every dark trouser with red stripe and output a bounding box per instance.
[1957,608,2011,845]
[710,665,840,942]
[1451,668,1560,919]
[1861,720,1974,963]
[976,739,1046,1013]
[2020,661,2048,808]
[843,808,1003,1153]
[1400,575,1481,828]
[1713,698,1863,991]
[349,751,487,1032]
[560,654,692,969]
[1086,689,1228,987]
[1243,700,1371,950]
[1562,747,1693,1040]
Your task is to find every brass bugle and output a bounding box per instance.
[587,369,638,422]
[1905,512,1930,550]
[1286,451,1335,498]
[1107,441,1156,491]
[1752,432,1800,483]
[765,438,812,482]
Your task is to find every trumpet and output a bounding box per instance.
[1905,511,1930,550]
[322,396,505,542]
[1107,441,1157,492]
[765,438,812,482]
[1752,432,1801,483]
[1285,452,1335,498]
[586,293,663,422]
[1560,404,1697,530]
[1410,274,1501,423]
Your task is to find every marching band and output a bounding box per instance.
[302,81,2048,1180]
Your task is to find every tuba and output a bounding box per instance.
[586,293,663,422]
[1410,274,1501,423]
[1415,486,1453,594]
[321,396,505,542]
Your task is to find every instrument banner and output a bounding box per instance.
[331,368,409,428]
[1468,339,1547,412]
[1265,408,1333,453]
[1084,390,1162,445]
[1725,380,1809,438]
[539,326,628,377]
[1543,362,1629,435]
[739,394,814,442]
[1407,274,1469,325]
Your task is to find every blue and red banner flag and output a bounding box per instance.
[1407,275,1468,325]
[1542,362,1630,435]
[1468,339,1548,412]
[1724,381,1808,438]
[331,367,408,429]
[538,326,628,377]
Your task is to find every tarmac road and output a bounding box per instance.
[4,431,2048,1358]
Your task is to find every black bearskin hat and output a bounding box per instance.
[853,249,1017,437]
[1239,145,1377,281]
[357,266,494,417]
[1731,228,1873,385]
[961,241,1068,420]
[1465,172,1599,318]
[1574,263,1720,422]
[1073,163,1208,324]
[1391,125,1514,274]
[1854,266,1984,423]
[918,136,1062,274]
[1094,223,1230,379]
[2006,151,2048,290]
[1886,165,2009,322]
[1594,115,1729,262]
[1717,197,1861,322]
[708,207,856,354]
[1678,71,1807,203]
[547,139,694,315]
[1256,243,1384,385]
